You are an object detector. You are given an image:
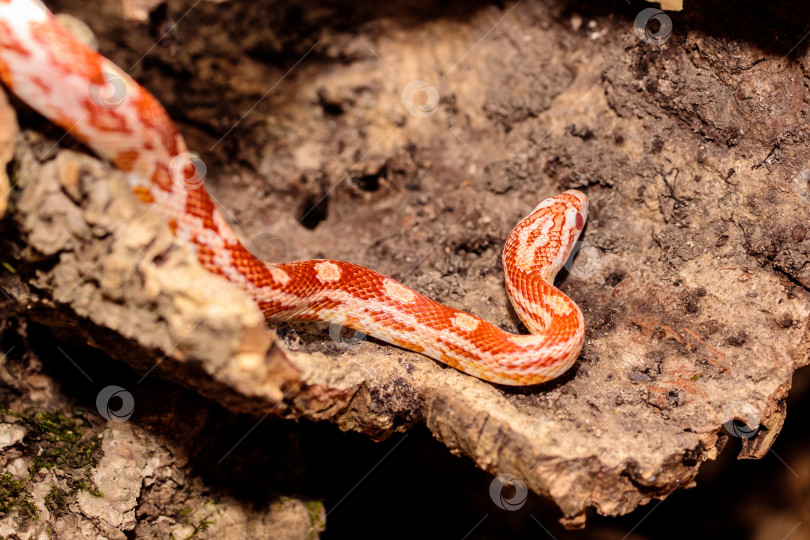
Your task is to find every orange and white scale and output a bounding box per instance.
[0,0,589,385]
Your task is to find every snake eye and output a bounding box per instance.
[575,213,584,229]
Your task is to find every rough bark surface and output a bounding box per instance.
[1,0,810,535]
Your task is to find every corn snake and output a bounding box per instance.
[0,0,589,385]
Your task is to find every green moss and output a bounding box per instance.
[175,505,220,539]
[44,486,68,517]
[690,373,703,381]
[176,507,194,518]
[191,518,216,537]
[35,413,78,443]
[4,410,80,444]
[73,478,103,499]
[0,472,38,522]
[81,437,103,461]
[304,500,324,538]
[0,407,105,523]
[0,408,102,478]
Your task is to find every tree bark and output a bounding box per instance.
[1,0,809,535]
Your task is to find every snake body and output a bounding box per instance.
[0,0,588,385]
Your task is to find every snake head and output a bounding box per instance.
[559,189,588,229]
[552,189,589,275]
[504,189,589,282]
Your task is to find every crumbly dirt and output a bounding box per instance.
[2,0,810,536]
